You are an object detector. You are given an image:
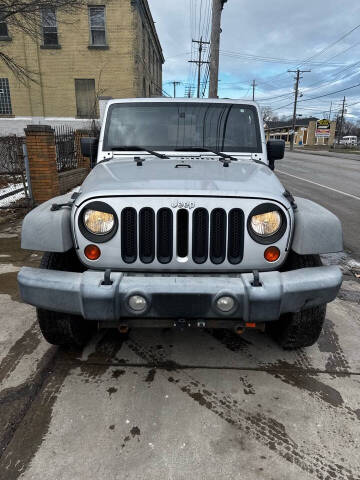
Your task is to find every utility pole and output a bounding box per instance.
[329,101,332,121]
[252,79,257,101]
[209,0,228,98]
[288,69,311,152]
[184,85,195,98]
[171,81,181,98]
[189,37,210,98]
[337,96,346,145]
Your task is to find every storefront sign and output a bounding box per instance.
[316,119,331,138]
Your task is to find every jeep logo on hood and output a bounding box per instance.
[171,200,195,209]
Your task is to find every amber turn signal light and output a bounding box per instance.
[264,246,280,262]
[84,244,101,260]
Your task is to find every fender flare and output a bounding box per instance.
[291,197,343,255]
[21,193,74,252]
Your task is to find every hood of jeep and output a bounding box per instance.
[76,157,287,205]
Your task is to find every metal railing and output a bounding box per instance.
[54,125,77,172]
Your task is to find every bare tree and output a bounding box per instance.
[261,106,279,123]
[0,0,85,83]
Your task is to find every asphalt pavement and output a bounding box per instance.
[276,150,360,260]
[0,152,360,480]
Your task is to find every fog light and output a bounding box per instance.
[84,244,101,260]
[128,295,147,312]
[216,296,235,313]
[264,246,280,262]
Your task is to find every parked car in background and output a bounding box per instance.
[340,135,358,146]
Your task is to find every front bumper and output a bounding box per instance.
[17,266,342,324]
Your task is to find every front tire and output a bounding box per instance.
[37,250,95,347]
[267,252,327,350]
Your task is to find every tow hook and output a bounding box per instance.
[102,269,113,286]
[251,270,262,287]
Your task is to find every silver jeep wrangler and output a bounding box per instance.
[18,98,343,349]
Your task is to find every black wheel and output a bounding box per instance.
[37,250,96,347]
[267,252,327,350]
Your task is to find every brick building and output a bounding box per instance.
[0,0,164,133]
[265,118,336,147]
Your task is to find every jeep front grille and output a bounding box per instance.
[121,207,137,263]
[120,207,244,266]
[157,208,173,264]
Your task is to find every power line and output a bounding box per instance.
[272,81,360,111]
[255,24,360,89]
[258,58,360,108]
[184,84,196,97]
[298,24,360,67]
[220,50,347,66]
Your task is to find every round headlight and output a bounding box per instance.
[84,209,115,235]
[251,210,282,237]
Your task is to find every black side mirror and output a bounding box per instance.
[80,137,99,168]
[267,140,285,171]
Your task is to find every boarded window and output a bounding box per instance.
[75,79,96,118]
[89,6,106,45]
[0,78,12,115]
[42,8,58,45]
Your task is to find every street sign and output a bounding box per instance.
[316,119,331,138]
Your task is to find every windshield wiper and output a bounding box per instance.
[110,146,169,159]
[211,150,238,162]
[174,147,237,161]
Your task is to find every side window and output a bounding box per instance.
[75,79,96,118]
[0,16,9,38]
[0,78,12,115]
[42,8,58,45]
[89,6,106,45]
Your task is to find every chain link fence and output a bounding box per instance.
[0,136,30,209]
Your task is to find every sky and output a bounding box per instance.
[148,0,360,121]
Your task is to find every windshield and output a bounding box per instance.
[103,102,262,153]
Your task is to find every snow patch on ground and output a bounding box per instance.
[0,183,25,207]
[322,252,360,277]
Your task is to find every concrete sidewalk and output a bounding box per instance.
[292,148,360,161]
[0,220,360,480]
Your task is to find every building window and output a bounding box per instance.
[89,6,106,46]
[42,8,58,45]
[0,16,9,38]
[75,79,96,118]
[0,78,12,115]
